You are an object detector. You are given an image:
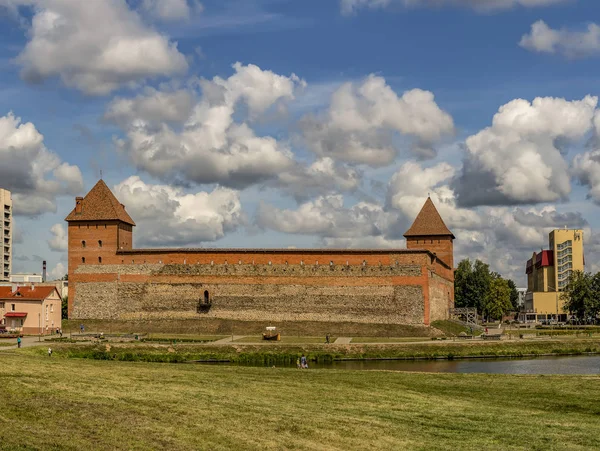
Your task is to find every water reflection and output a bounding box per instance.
[233,356,600,375]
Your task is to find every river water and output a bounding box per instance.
[227,355,600,374]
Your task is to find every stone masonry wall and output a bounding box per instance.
[72,262,427,324]
[428,272,453,322]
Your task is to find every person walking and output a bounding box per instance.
[300,354,308,369]
[17,336,21,348]
[48,347,52,357]
[325,333,330,344]
[296,357,301,369]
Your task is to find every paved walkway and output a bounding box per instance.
[333,337,352,344]
[212,335,247,344]
[0,335,57,350]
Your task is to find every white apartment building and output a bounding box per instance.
[0,189,12,282]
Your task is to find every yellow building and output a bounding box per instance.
[520,229,584,323]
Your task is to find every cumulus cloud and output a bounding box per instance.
[140,0,202,21]
[275,158,362,202]
[104,87,194,126]
[387,161,481,233]
[114,62,305,188]
[257,195,392,240]
[453,95,598,207]
[114,176,244,247]
[300,75,454,166]
[7,0,188,95]
[0,112,83,216]
[340,0,569,15]
[520,20,600,58]
[49,262,66,281]
[47,223,67,252]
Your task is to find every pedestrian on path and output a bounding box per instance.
[80,324,84,334]
[17,336,21,348]
[300,354,308,369]
[296,357,301,369]
[48,347,52,357]
[325,333,330,344]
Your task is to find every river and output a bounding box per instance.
[222,355,600,374]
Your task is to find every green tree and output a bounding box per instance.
[454,259,474,308]
[506,279,519,311]
[472,259,492,314]
[483,278,512,320]
[62,296,68,320]
[561,271,593,320]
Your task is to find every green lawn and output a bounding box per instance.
[0,352,599,450]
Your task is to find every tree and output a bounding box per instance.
[454,259,474,308]
[62,296,68,320]
[61,274,68,281]
[483,278,512,321]
[506,279,519,311]
[561,271,593,320]
[472,259,492,314]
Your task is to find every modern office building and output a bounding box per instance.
[0,189,12,282]
[520,229,584,323]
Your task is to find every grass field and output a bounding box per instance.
[0,352,599,450]
[20,338,600,365]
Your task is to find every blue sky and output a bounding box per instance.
[1,0,600,285]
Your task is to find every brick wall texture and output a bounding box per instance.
[70,253,453,325]
[66,187,455,327]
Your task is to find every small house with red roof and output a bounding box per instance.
[0,285,62,334]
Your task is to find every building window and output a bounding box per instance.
[104,224,107,229]
[204,290,210,304]
[11,304,15,311]
[20,319,23,326]
[98,257,102,264]
[96,224,98,229]
[98,240,102,248]
[50,304,54,313]
[0,302,4,308]
[82,240,86,248]
[82,257,86,264]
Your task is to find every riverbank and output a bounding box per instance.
[0,354,598,450]
[19,337,600,364]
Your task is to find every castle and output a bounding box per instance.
[65,180,455,327]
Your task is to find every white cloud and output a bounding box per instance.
[300,75,454,166]
[0,112,83,216]
[141,0,202,21]
[114,176,244,246]
[453,95,598,207]
[340,0,569,15]
[257,195,392,239]
[275,157,362,201]
[49,262,66,281]
[104,87,194,126]
[387,161,481,231]
[47,223,67,252]
[9,0,188,95]
[520,20,600,58]
[114,62,305,188]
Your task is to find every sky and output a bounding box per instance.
[1,0,600,286]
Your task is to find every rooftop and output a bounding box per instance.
[64,179,135,226]
[0,285,59,300]
[403,198,455,239]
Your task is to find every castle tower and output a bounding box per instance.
[64,180,135,316]
[404,198,455,269]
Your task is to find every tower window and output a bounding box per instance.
[104,224,107,229]
[98,240,102,248]
[82,241,86,248]
[96,224,98,229]
[98,257,102,264]
[82,257,85,264]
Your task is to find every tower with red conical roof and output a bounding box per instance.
[64,179,136,316]
[404,197,455,269]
